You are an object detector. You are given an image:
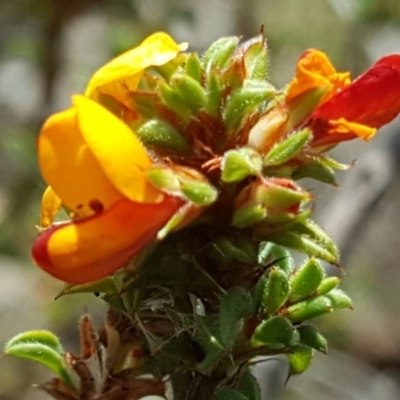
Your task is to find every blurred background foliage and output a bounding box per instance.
[1,0,400,399]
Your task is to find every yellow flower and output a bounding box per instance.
[32,96,182,283]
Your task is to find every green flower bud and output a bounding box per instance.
[263,128,311,166]
[297,324,328,354]
[136,119,192,154]
[250,316,293,349]
[262,267,290,315]
[316,276,341,296]
[286,296,332,322]
[288,258,325,303]
[221,147,262,183]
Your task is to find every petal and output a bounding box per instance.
[40,186,62,228]
[311,118,376,147]
[286,49,350,104]
[32,196,183,284]
[85,32,188,106]
[73,95,162,203]
[38,106,123,216]
[312,55,400,128]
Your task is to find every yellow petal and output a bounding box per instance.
[38,106,123,216]
[32,196,182,283]
[85,32,188,106]
[328,118,376,141]
[73,95,162,203]
[286,49,350,104]
[40,186,62,228]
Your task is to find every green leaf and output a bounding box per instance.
[4,331,74,388]
[262,268,290,315]
[297,325,328,354]
[221,148,262,183]
[316,276,340,296]
[180,180,218,206]
[325,289,352,310]
[171,73,207,113]
[243,35,269,80]
[258,243,295,276]
[213,388,249,400]
[288,258,325,303]
[286,296,332,322]
[185,53,202,82]
[232,203,267,228]
[223,80,275,131]
[136,119,192,154]
[292,163,337,185]
[202,36,240,72]
[250,316,293,349]
[266,231,338,263]
[287,344,313,376]
[220,288,254,349]
[263,129,311,166]
[159,81,192,123]
[206,69,222,116]
[237,369,261,400]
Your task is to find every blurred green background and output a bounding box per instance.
[1,0,400,399]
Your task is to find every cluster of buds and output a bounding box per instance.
[5,31,400,399]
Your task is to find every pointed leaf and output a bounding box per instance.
[287,344,313,376]
[250,316,293,349]
[297,325,328,354]
[237,369,261,400]
[286,296,332,322]
[262,267,290,315]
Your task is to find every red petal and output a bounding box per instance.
[32,195,183,283]
[312,55,400,128]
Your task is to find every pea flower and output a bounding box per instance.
[32,96,183,284]
[286,49,400,148]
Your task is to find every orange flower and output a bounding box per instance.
[286,50,400,148]
[32,96,182,283]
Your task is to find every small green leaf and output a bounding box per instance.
[146,167,181,192]
[250,316,293,349]
[206,69,222,116]
[136,119,192,154]
[185,53,202,82]
[171,73,207,113]
[221,148,263,183]
[262,267,290,315]
[220,288,254,348]
[243,35,269,80]
[4,331,74,388]
[292,163,336,185]
[288,258,325,303]
[202,36,240,72]
[159,81,192,123]
[180,180,218,205]
[325,289,352,309]
[223,80,275,131]
[266,231,338,263]
[297,325,328,354]
[316,276,341,296]
[237,369,261,400]
[258,243,295,276]
[264,129,311,166]
[286,296,332,322]
[287,344,313,376]
[232,203,267,228]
